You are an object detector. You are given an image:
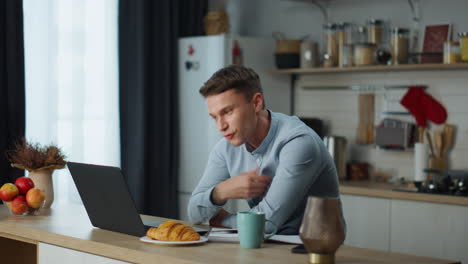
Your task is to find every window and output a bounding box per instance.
[23,0,119,205]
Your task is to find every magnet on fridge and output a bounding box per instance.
[232,40,243,65]
[185,61,192,70]
[192,61,200,70]
[188,45,195,56]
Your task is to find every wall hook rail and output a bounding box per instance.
[302,84,427,91]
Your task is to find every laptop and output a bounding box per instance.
[67,162,207,237]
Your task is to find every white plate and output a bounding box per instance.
[140,236,208,246]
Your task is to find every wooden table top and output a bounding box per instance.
[0,203,460,264]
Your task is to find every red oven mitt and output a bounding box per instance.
[400,86,447,127]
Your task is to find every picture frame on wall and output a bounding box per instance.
[421,24,451,64]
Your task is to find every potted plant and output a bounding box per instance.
[6,139,67,208]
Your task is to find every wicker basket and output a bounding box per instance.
[275,39,302,54]
[272,32,302,54]
[204,11,229,35]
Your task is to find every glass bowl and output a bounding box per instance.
[3,199,45,216]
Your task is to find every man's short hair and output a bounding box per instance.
[199,65,264,105]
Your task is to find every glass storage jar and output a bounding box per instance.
[390,28,409,64]
[337,22,353,67]
[336,22,353,45]
[355,26,368,44]
[323,23,338,67]
[367,19,384,45]
[459,32,468,62]
[340,44,354,67]
[353,43,376,66]
[443,41,460,64]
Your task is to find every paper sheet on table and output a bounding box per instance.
[208,232,303,244]
[211,227,236,232]
[268,235,303,244]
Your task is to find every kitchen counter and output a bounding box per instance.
[0,203,460,264]
[340,181,468,206]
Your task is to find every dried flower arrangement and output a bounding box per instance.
[6,138,67,172]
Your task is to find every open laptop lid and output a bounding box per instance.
[67,162,148,237]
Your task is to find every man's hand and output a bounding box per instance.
[209,208,230,227]
[211,168,272,205]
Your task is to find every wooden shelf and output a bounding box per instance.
[271,63,468,74]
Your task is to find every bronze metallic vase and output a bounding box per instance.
[299,196,345,264]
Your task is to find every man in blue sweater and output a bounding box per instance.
[188,65,343,235]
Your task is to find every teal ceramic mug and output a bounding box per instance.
[237,212,277,248]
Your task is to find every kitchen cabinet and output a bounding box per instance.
[341,194,391,251]
[390,200,468,262]
[38,243,129,264]
[341,193,468,264]
[0,236,36,264]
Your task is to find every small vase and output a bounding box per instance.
[28,168,54,208]
[299,196,345,264]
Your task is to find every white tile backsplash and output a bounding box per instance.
[439,96,468,113]
[295,70,468,180]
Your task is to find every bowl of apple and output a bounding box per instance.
[0,177,46,216]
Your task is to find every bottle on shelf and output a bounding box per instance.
[337,22,354,67]
[323,23,338,67]
[443,41,460,64]
[367,19,384,45]
[459,32,468,62]
[390,27,410,65]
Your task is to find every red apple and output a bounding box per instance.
[0,183,19,201]
[15,176,35,195]
[26,188,45,209]
[11,195,28,215]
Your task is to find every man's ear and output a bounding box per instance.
[252,93,264,112]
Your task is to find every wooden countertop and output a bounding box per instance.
[0,203,460,264]
[340,181,468,206]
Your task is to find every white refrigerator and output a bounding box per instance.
[177,34,289,221]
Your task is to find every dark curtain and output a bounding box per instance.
[119,0,207,218]
[0,1,26,188]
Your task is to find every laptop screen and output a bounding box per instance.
[67,162,147,236]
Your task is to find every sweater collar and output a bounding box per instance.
[245,110,278,155]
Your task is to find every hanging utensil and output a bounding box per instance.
[357,94,369,144]
[434,131,444,158]
[418,127,425,143]
[425,130,435,157]
[442,124,456,155]
[367,94,375,144]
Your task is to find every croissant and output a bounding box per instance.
[146,220,200,241]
